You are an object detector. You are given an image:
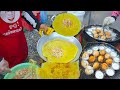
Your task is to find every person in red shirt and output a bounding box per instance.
[0,11,48,74]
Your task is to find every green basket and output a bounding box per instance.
[4,63,39,79]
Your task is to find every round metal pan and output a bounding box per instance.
[79,42,120,79]
[82,25,120,46]
[37,32,82,62]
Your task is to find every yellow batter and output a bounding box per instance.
[52,13,81,36]
[42,38,78,63]
[37,62,80,79]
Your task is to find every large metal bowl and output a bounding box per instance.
[37,32,82,62]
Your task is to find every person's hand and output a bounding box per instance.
[0,58,11,74]
[39,24,48,33]
[39,24,54,36]
[103,16,115,26]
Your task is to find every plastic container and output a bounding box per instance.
[67,11,85,23]
[40,11,48,24]
[4,63,39,79]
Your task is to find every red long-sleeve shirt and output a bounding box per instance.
[0,11,40,68]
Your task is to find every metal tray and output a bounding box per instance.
[79,42,120,79]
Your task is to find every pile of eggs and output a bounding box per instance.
[86,27,116,41]
[81,45,120,79]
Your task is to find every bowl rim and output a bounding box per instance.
[4,63,39,79]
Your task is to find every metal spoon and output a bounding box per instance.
[102,19,110,33]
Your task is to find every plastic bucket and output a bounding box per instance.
[67,11,85,23]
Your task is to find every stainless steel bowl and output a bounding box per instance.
[37,32,82,62]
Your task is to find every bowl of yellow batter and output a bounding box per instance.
[37,32,82,63]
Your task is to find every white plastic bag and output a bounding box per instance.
[0,58,11,75]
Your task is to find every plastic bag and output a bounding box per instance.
[40,11,48,24]
[0,58,11,75]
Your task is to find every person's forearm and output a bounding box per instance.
[22,11,41,31]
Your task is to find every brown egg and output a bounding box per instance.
[106,59,113,65]
[93,62,100,70]
[105,53,111,59]
[105,31,111,39]
[81,60,89,68]
[106,34,111,39]
[98,56,104,62]
[93,50,99,57]
[88,56,96,63]
[99,32,104,36]
[101,35,106,40]
[92,30,97,34]
[105,31,111,36]
[100,50,106,55]
[82,52,89,58]
[94,34,99,38]
[96,29,101,33]
[101,63,108,70]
